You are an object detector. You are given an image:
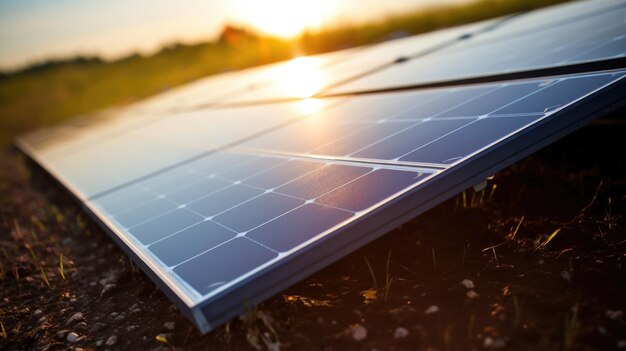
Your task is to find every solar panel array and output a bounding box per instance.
[17,0,626,333]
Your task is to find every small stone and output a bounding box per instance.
[483,336,506,350]
[34,309,43,316]
[126,325,138,332]
[561,271,572,281]
[129,303,141,313]
[37,316,47,324]
[114,312,127,323]
[67,332,79,343]
[90,322,106,332]
[105,335,118,346]
[466,290,480,299]
[352,309,363,317]
[66,312,84,326]
[460,279,475,289]
[95,340,103,347]
[349,324,367,341]
[393,327,409,339]
[57,330,68,339]
[164,322,175,330]
[100,283,116,297]
[424,305,439,314]
[607,310,623,320]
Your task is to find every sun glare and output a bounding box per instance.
[274,56,326,98]
[233,0,335,37]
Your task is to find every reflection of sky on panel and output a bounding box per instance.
[33,98,340,198]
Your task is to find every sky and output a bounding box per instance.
[0,0,470,70]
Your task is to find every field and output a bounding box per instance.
[1,0,625,350]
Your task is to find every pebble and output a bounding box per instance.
[57,330,68,339]
[424,305,439,314]
[606,310,623,320]
[67,332,80,343]
[90,322,106,333]
[466,290,480,299]
[100,283,117,297]
[483,336,506,350]
[164,322,175,330]
[460,279,475,289]
[37,316,47,324]
[34,309,43,316]
[66,312,84,326]
[95,340,103,347]
[561,271,572,281]
[126,325,138,332]
[130,303,142,313]
[393,327,409,339]
[114,312,127,323]
[106,335,118,346]
[348,324,367,341]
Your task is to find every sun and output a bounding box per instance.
[232,0,335,38]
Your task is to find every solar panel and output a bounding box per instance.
[16,0,626,333]
[325,1,626,95]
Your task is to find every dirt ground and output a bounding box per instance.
[1,110,625,350]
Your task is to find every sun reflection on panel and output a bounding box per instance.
[295,98,325,116]
[274,56,326,98]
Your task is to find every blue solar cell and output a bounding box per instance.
[435,82,546,118]
[388,86,496,120]
[166,177,231,204]
[114,198,176,228]
[95,185,154,215]
[317,169,427,212]
[213,192,304,233]
[276,164,371,199]
[246,203,353,252]
[243,159,323,189]
[174,237,278,296]
[149,220,237,267]
[130,208,204,245]
[352,119,472,161]
[187,184,263,217]
[400,115,543,164]
[491,74,619,115]
[314,122,413,156]
[216,157,286,181]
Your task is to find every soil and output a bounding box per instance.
[1,111,625,351]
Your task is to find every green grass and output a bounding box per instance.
[0,0,572,146]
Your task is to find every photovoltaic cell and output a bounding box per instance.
[15,0,626,334]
